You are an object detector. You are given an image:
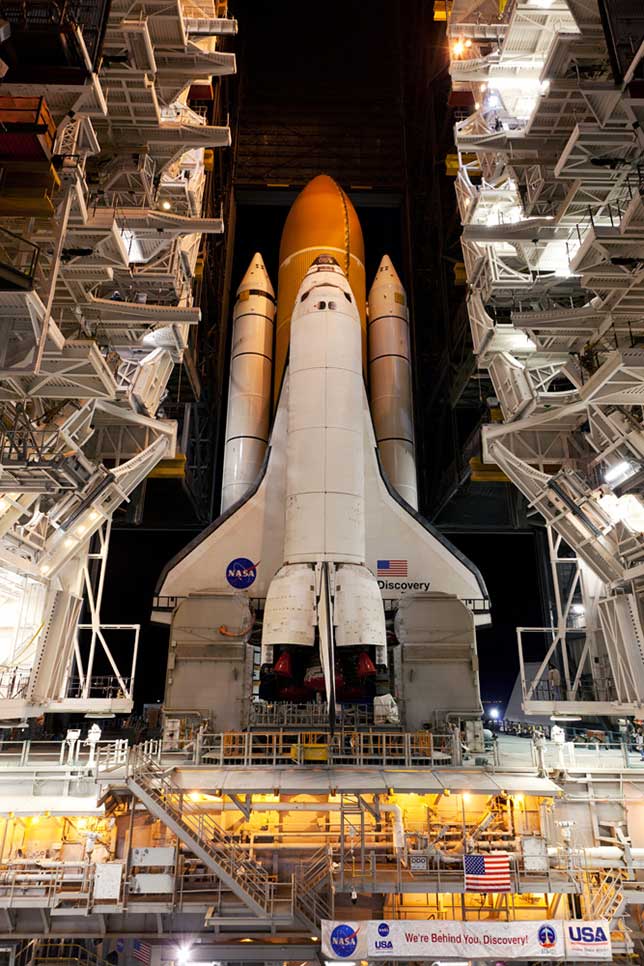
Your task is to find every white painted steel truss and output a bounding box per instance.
[0,1,235,716]
[448,0,644,716]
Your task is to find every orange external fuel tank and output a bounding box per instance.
[275,174,367,404]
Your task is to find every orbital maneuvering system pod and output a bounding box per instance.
[154,176,490,729]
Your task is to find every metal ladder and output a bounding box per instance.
[585,868,625,922]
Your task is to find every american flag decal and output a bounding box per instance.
[132,942,151,965]
[377,559,408,577]
[464,853,511,892]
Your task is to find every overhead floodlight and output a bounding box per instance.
[604,460,632,483]
[491,76,544,90]
[489,707,500,719]
[176,944,192,966]
[571,603,585,615]
[452,39,465,56]
[120,228,145,263]
[599,492,644,532]
[550,714,581,722]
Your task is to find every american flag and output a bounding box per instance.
[132,942,151,965]
[377,559,408,577]
[463,853,511,892]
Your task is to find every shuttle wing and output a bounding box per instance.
[154,377,489,622]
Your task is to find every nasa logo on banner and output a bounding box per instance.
[374,922,392,951]
[329,924,360,958]
[226,557,258,589]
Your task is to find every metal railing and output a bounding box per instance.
[337,848,527,894]
[159,104,207,128]
[566,172,644,262]
[0,227,40,287]
[195,730,455,767]
[0,738,128,770]
[3,728,638,781]
[16,939,115,966]
[128,749,277,913]
[0,867,94,913]
[294,844,333,921]
[66,674,131,699]
[0,0,111,69]
[249,701,375,728]
[0,668,31,700]
[0,853,296,915]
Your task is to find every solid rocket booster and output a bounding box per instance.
[221,254,275,512]
[368,256,418,509]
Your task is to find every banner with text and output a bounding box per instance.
[321,919,612,961]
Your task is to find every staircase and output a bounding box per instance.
[127,749,331,927]
[294,846,333,925]
[16,941,113,966]
[127,751,277,916]
[586,869,625,923]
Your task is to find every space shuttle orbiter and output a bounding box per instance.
[154,175,489,722]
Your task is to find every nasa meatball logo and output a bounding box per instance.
[226,557,258,589]
[375,922,392,951]
[329,924,359,958]
[538,925,557,949]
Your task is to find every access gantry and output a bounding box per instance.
[444,0,644,718]
[0,0,236,719]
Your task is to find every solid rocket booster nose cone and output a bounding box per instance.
[237,252,274,298]
[370,254,403,292]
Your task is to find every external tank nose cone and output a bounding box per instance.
[275,175,367,402]
[278,175,364,272]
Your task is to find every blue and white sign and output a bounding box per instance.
[565,922,611,960]
[321,919,612,961]
[538,924,558,949]
[226,557,258,589]
[329,923,360,958]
